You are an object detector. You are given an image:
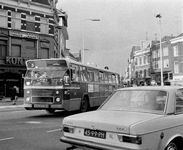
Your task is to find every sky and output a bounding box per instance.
[56,0,183,75]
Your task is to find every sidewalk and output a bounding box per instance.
[0,97,24,111]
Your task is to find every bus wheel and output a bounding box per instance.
[80,97,89,112]
[46,109,56,114]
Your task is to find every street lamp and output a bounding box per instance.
[82,19,100,63]
[156,14,163,86]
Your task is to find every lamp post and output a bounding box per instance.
[82,19,100,63]
[156,14,164,86]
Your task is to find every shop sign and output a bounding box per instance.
[6,57,29,66]
[9,30,39,39]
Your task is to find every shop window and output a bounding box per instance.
[0,40,7,57]
[11,45,21,57]
[26,40,35,49]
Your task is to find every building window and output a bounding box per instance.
[163,47,168,56]
[173,45,178,57]
[163,59,169,68]
[143,55,146,64]
[135,57,138,65]
[139,57,142,65]
[0,40,7,57]
[174,61,179,74]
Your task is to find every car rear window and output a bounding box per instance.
[101,90,167,113]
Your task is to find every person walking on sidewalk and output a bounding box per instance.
[11,86,18,105]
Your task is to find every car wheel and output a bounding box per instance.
[46,109,56,114]
[166,142,178,150]
[80,97,89,112]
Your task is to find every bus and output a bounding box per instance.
[23,58,120,113]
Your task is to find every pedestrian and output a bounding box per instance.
[11,86,18,105]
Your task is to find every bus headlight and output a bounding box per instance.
[25,97,31,102]
[56,91,59,94]
[26,81,31,86]
[55,97,61,102]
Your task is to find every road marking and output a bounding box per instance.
[47,128,61,133]
[26,121,41,124]
[0,137,14,141]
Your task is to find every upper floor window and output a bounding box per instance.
[143,55,146,64]
[163,47,168,56]
[135,58,138,65]
[173,45,178,57]
[139,57,142,65]
[174,61,179,74]
[163,59,169,68]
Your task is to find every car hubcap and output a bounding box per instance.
[167,143,177,150]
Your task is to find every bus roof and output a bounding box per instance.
[26,58,119,75]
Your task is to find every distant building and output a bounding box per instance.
[170,33,183,81]
[151,36,175,85]
[133,41,151,85]
[0,0,68,96]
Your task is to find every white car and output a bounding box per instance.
[60,86,183,150]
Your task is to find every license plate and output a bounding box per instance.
[84,129,106,139]
[34,104,48,108]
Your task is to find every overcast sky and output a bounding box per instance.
[57,0,183,75]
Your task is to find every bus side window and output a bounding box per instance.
[108,74,112,84]
[94,70,99,82]
[80,66,87,82]
[99,71,104,83]
[87,69,94,82]
[70,64,79,82]
[104,72,108,83]
[64,70,70,84]
[112,74,116,84]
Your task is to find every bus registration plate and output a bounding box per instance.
[84,129,106,139]
[34,104,48,108]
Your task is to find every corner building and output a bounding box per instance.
[0,0,66,97]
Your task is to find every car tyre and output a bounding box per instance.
[80,96,89,112]
[166,142,178,150]
[46,109,56,114]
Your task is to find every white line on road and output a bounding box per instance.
[0,137,14,141]
[47,128,61,133]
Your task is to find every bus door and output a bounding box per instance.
[69,64,81,111]
[99,71,105,104]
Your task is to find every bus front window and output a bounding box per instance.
[24,70,67,86]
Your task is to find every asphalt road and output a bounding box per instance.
[0,108,81,150]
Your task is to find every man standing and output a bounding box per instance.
[11,86,18,105]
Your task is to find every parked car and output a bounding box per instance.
[60,86,183,150]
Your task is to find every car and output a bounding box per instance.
[60,86,183,150]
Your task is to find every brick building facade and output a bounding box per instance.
[0,0,68,97]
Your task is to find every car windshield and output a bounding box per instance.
[101,90,167,114]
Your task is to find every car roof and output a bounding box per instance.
[118,86,183,92]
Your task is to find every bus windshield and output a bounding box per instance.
[24,70,68,86]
